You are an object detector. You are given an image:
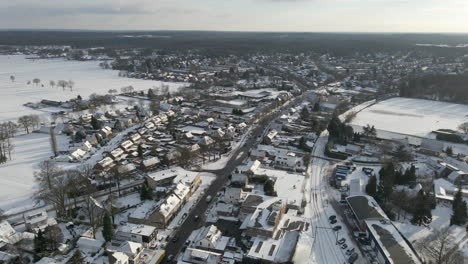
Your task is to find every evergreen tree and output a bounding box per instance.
[137,144,144,158]
[67,250,85,264]
[312,101,320,112]
[411,190,433,226]
[451,186,468,226]
[148,88,156,99]
[300,106,310,120]
[90,116,102,130]
[365,175,377,197]
[445,146,453,156]
[102,213,114,242]
[34,229,46,253]
[140,184,153,200]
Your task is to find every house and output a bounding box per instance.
[117,163,137,176]
[120,140,134,152]
[150,194,181,228]
[96,157,116,172]
[447,170,468,186]
[118,241,144,264]
[224,187,242,205]
[108,251,130,264]
[146,169,178,189]
[365,220,421,264]
[346,195,387,232]
[23,210,57,232]
[182,248,222,264]
[77,237,104,253]
[419,139,444,156]
[274,153,303,171]
[141,157,161,171]
[264,130,278,145]
[116,223,158,248]
[243,198,287,238]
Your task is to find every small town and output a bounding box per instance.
[0,5,468,264]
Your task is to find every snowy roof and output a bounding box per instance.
[346,195,387,221]
[159,194,181,218]
[119,241,143,257]
[366,220,421,264]
[147,168,178,182]
[420,139,444,152]
[0,221,16,243]
[142,157,160,167]
[173,183,190,200]
[117,223,156,237]
[77,237,103,250]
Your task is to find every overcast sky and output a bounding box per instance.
[0,0,467,32]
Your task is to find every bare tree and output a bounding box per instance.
[32,78,41,86]
[419,228,465,264]
[17,115,33,134]
[10,75,15,82]
[34,162,70,217]
[108,89,117,95]
[57,80,68,91]
[458,122,468,134]
[49,80,55,88]
[50,125,58,157]
[82,195,105,238]
[68,79,75,91]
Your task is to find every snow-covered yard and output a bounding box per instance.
[351,97,468,138]
[0,132,68,210]
[0,55,187,122]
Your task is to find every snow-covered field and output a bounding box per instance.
[0,132,68,210]
[351,97,468,138]
[0,55,187,122]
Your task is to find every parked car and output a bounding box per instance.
[338,238,346,245]
[206,195,212,203]
[341,243,348,249]
[346,248,355,255]
[330,219,337,224]
[329,215,336,221]
[348,252,359,264]
[333,225,342,231]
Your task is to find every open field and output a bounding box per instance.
[351,97,468,138]
[0,55,187,122]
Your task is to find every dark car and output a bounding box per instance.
[346,248,355,255]
[348,252,359,264]
[341,243,348,249]
[333,225,342,231]
[329,215,336,221]
[330,219,337,224]
[172,236,179,243]
[338,238,346,245]
[167,254,174,261]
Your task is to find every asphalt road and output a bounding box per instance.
[162,96,304,261]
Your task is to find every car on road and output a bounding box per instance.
[172,236,179,243]
[166,255,174,262]
[346,248,355,255]
[333,225,342,231]
[348,252,359,264]
[338,238,346,245]
[194,215,199,221]
[206,195,212,203]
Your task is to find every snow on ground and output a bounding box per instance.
[0,132,69,210]
[351,97,468,138]
[156,172,215,244]
[0,55,187,122]
[393,205,453,243]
